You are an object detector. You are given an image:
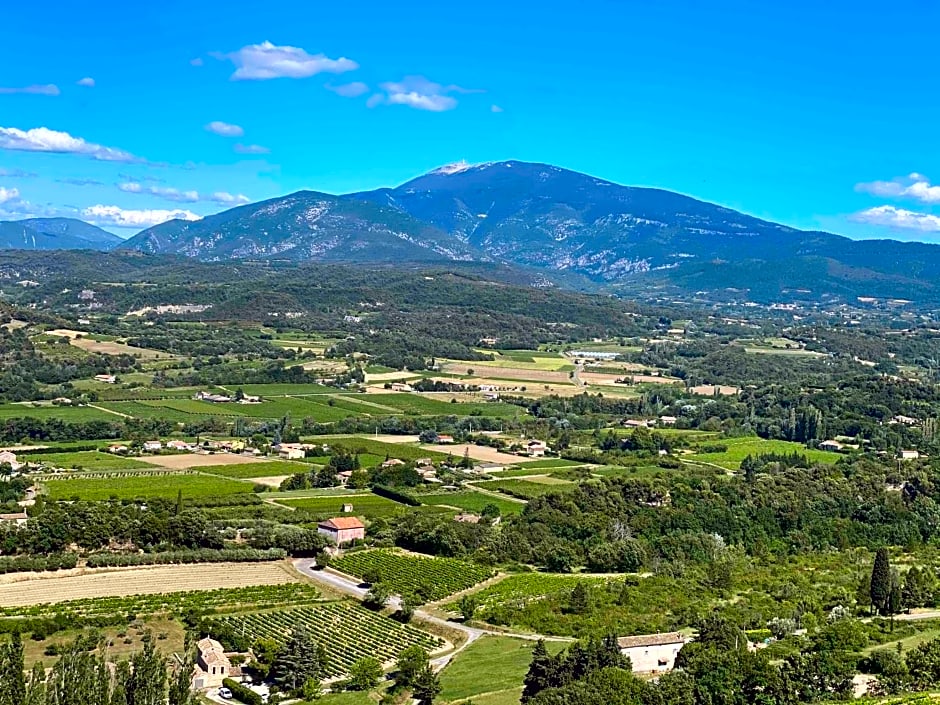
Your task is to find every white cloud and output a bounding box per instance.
[234,143,270,155]
[851,205,940,232]
[205,120,244,137]
[326,81,369,97]
[0,126,137,162]
[209,191,250,205]
[118,182,249,205]
[856,173,940,205]
[0,168,37,178]
[224,41,358,80]
[0,84,60,96]
[190,57,204,67]
[0,187,20,204]
[57,178,104,186]
[82,205,201,228]
[491,104,504,113]
[76,77,95,88]
[373,76,461,112]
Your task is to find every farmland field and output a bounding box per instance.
[136,452,264,469]
[446,573,610,613]
[473,478,577,500]
[274,494,410,518]
[0,561,299,606]
[361,393,521,417]
[417,491,524,516]
[314,436,450,462]
[203,460,309,478]
[22,450,152,471]
[1,582,321,618]
[210,602,443,677]
[331,549,494,601]
[43,472,255,500]
[0,404,119,422]
[686,436,842,470]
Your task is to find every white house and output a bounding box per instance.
[143,440,163,452]
[0,451,22,471]
[0,512,28,529]
[525,440,549,457]
[819,440,844,452]
[277,443,306,460]
[618,632,687,674]
[899,450,921,461]
[94,374,116,384]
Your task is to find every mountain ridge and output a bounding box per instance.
[0,218,122,251]
[110,160,940,302]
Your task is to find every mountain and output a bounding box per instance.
[122,191,479,262]
[121,161,940,303]
[0,218,122,251]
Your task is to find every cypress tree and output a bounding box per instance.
[871,547,892,616]
[522,640,558,702]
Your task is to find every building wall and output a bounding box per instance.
[622,642,683,673]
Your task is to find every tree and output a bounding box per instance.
[871,548,892,616]
[522,640,558,702]
[398,593,419,623]
[271,626,327,693]
[168,648,199,705]
[412,664,442,705]
[347,657,383,691]
[395,646,430,689]
[0,631,26,705]
[459,594,478,622]
[126,634,168,705]
[364,581,391,610]
[906,636,940,690]
[567,582,591,615]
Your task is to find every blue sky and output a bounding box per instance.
[1,0,940,238]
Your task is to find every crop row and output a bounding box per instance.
[0,582,321,619]
[444,573,611,612]
[211,602,442,678]
[331,549,493,601]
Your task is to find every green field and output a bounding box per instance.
[511,458,586,469]
[314,436,451,462]
[360,394,521,417]
[274,493,410,518]
[686,437,842,469]
[448,573,611,613]
[417,491,524,516]
[0,404,119,422]
[44,472,255,500]
[22,451,152,471]
[331,549,494,601]
[204,460,310,479]
[438,636,568,704]
[473,478,577,500]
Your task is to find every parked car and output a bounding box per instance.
[218,687,233,700]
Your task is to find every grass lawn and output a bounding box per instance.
[418,491,524,516]
[274,493,411,518]
[44,473,255,500]
[23,451,153,471]
[314,692,379,705]
[511,458,586,469]
[686,437,841,470]
[439,636,567,704]
[203,460,310,479]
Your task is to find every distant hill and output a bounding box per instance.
[119,160,940,303]
[0,218,122,251]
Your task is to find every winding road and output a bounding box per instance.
[293,559,569,671]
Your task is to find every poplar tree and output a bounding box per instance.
[871,547,892,616]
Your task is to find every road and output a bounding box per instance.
[293,559,569,671]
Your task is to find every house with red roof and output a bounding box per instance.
[317,516,366,545]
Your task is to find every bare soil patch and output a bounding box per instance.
[420,443,525,465]
[0,562,298,606]
[137,453,265,469]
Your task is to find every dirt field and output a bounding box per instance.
[420,443,527,465]
[250,475,291,488]
[45,329,171,359]
[689,384,740,396]
[365,371,423,382]
[0,561,299,606]
[138,452,265,469]
[441,363,574,385]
